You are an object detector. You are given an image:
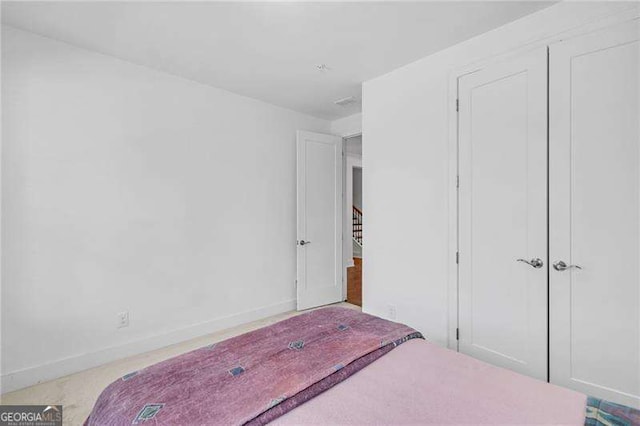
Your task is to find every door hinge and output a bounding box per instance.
[456,252,459,264]
[456,328,459,340]
[456,98,459,112]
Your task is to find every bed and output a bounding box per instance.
[85,307,639,425]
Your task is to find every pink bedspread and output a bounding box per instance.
[85,307,420,425]
[274,339,587,425]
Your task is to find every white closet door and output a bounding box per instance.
[458,47,548,380]
[549,20,640,408]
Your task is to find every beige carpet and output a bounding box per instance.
[1,302,359,425]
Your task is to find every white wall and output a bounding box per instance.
[331,113,362,137]
[345,135,362,156]
[1,27,329,392]
[362,2,639,347]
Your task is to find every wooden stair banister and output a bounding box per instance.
[352,206,363,246]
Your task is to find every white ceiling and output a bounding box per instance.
[2,1,554,120]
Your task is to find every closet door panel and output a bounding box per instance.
[458,47,548,380]
[550,19,640,408]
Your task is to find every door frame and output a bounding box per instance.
[342,132,362,301]
[345,154,362,265]
[447,6,640,352]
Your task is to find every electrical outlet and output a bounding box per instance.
[117,311,129,328]
[387,304,397,320]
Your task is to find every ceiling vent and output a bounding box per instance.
[334,96,358,107]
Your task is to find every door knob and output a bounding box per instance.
[298,240,311,246]
[553,261,582,271]
[517,258,544,268]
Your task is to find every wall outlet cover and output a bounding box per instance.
[387,305,397,320]
[117,311,129,328]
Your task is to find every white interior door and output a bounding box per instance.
[458,47,548,380]
[549,20,640,408]
[296,131,343,310]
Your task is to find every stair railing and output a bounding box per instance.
[352,206,363,246]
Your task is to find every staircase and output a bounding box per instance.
[352,206,363,247]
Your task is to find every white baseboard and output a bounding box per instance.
[1,299,296,394]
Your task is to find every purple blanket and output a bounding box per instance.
[86,307,422,425]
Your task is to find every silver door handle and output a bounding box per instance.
[298,240,311,246]
[517,258,544,268]
[553,261,582,271]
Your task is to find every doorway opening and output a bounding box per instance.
[344,134,362,306]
